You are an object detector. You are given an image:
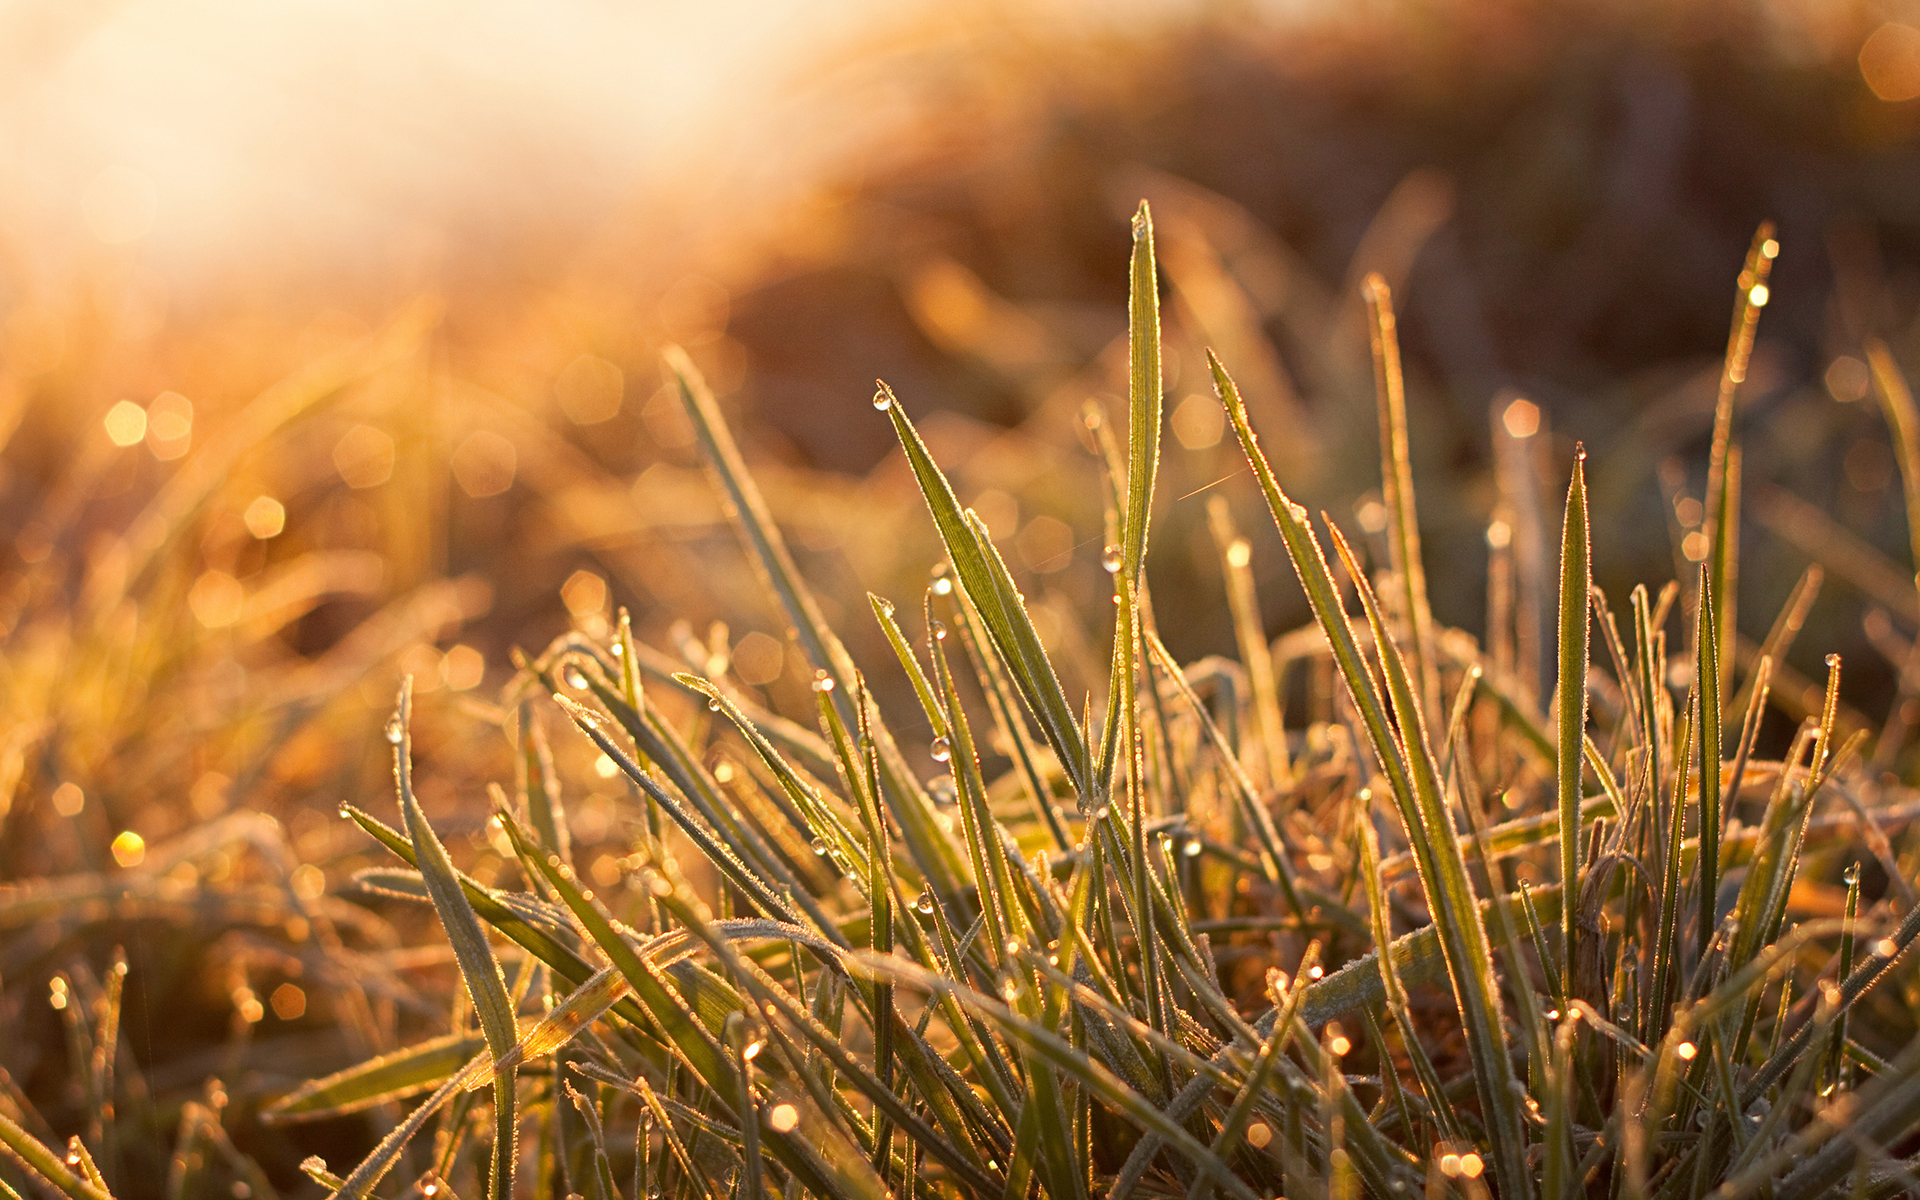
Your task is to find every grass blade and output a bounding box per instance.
[1694,563,1723,964]
[877,381,1091,800]
[1218,347,1529,1196]
[263,1035,487,1123]
[387,680,517,1200]
[1557,448,1591,997]
[1364,274,1441,721]
[1122,199,1162,588]
[1703,224,1777,692]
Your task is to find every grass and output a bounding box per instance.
[6,198,1920,1200]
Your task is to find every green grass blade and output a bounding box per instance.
[1123,199,1162,589]
[1364,273,1441,722]
[1703,224,1776,693]
[1354,811,1463,1147]
[1694,563,1723,964]
[1184,945,1320,1200]
[1218,357,1531,1198]
[1557,449,1591,998]
[550,691,800,927]
[1321,520,1532,1200]
[1205,497,1290,786]
[0,1113,113,1200]
[877,381,1092,801]
[855,953,1263,1200]
[943,586,1075,850]
[264,1035,487,1123]
[667,346,857,697]
[1141,630,1305,922]
[645,873,1005,1199]
[388,680,518,1200]
[517,701,570,865]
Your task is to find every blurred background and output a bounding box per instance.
[7,0,1920,1187]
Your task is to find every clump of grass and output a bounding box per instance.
[12,201,1920,1200]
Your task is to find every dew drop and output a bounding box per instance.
[811,839,829,856]
[932,577,953,596]
[916,890,935,915]
[872,386,892,411]
[1091,806,1110,821]
[610,641,623,656]
[383,718,404,745]
[929,736,951,763]
[708,700,721,712]
[564,666,589,689]
[931,620,948,640]
[1131,206,1149,240]
[1183,839,1203,858]
[1101,545,1123,573]
[811,669,836,693]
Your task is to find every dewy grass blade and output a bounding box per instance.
[1355,810,1464,1146]
[1703,224,1776,685]
[263,1034,487,1123]
[1694,563,1723,963]
[877,380,1091,800]
[1206,497,1290,785]
[516,701,570,865]
[1365,274,1441,722]
[1556,448,1591,998]
[1322,521,1532,1200]
[0,1112,113,1200]
[1868,339,1920,575]
[856,953,1263,1200]
[668,346,857,698]
[388,680,518,1200]
[943,586,1074,850]
[1217,363,1529,1193]
[1123,199,1162,589]
[1142,629,1305,921]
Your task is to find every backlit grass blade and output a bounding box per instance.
[877,380,1091,800]
[1556,448,1591,997]
[0,1113,113,1200]
[549,690,800,927]
[1694,563,1723,963]
[1703,224,1776,688]
[667,346,856,696]
[943,585,1074,850]
[1206,497,1289,785]
[326,1061,475,1200]
[1322,520,1532,1200]
[264,1034,487,1123]
[388,680,517,1200]
[1218,364,1528,1197]
[1184,945,1319,1200]
[1141,629,1304,921]
[1364,273,1441,721]
[645,871,1004,1199]
[1123,199,1163,591]
[516,701,570,865]
[1354,810,1463,1147]
[855,953,1263,1200]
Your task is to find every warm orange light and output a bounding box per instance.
[1862,24,1920,102]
